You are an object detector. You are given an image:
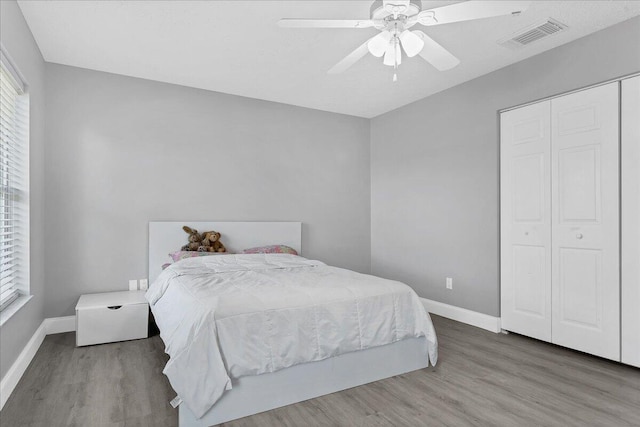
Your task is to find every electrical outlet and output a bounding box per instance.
[139,279,148,291]
[129,279,138,291]
[446,277,453,290]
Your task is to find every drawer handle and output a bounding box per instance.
[107,305,123,310]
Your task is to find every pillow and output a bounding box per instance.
[240,245,298,255]
[161,263,172,270]
[168,251,231,263]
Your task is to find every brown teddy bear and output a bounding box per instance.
[181,226,203,251]
[199,231,227,253]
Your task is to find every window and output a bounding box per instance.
[0,50,29,315]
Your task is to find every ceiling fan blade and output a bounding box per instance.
[399,30,424,58]
[413,31,460,71]
[278,19,377,29]
[367,31,392,57]
[328,37,373,74]
[417,1,531,26]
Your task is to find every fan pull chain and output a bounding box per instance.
[393,36,399,82]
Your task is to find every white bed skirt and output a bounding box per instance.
[179,337,431,427]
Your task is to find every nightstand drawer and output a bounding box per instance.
[76,302,148,346]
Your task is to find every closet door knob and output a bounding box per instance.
[576,233,583,239]
[524,231,529,236]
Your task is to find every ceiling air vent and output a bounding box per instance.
[498,18,568,49]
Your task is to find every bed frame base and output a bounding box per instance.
[179,337,430,427]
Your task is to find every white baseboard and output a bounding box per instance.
[0,321,47,410]
[43,315,76,335]
[0,315,76,410]
[421,298,501,333]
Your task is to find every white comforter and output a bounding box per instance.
[146,254,438,419]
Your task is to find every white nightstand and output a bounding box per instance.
[75,290,149,347]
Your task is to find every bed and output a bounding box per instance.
[147,221,438,427]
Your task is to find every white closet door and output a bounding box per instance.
[622,76,640,368]
[551,82,620,361]
[501,101,552,341]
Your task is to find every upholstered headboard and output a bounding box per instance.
[148,221,302,283]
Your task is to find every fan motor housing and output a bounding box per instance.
[370,0,421,19]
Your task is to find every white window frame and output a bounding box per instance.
[0,45,31,326]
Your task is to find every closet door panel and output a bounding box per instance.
[501,101,552,341]
[551,82,619,361]
[558,248,602,327]
[558,146,601,222]
[622,75,640,368]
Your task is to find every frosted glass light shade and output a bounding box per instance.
[399,30,425,57]
[367,31,392,57]
[383,39,401,66]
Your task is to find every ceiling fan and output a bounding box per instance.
[278,0,531,80]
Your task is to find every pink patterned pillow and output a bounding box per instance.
[169,251,231,263]
[240,245,298,255]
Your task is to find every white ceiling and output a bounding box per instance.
[17,1,640,118]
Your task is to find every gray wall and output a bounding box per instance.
[44,64,371,317]
[0,0,47,379]
[371,17,640,317]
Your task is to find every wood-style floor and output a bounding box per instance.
[2,315,639,427]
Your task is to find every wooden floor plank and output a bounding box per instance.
[2,315,639,426]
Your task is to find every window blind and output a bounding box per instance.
[0,57,28,313]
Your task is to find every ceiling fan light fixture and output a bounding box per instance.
[399,30,425,57]
[367,31,392,57]
[283,0,531,76]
